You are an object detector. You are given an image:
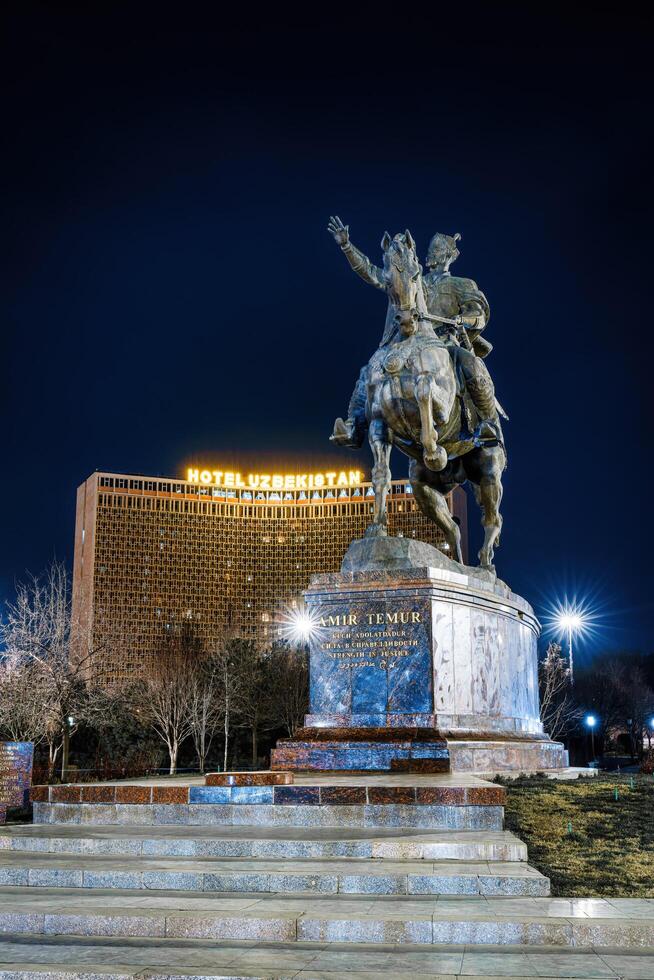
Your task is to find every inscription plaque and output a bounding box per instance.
[0,742,34,810]
[309,598,433,717]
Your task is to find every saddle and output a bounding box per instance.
[381,334,446,376]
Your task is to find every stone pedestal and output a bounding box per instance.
[272,537,567,773]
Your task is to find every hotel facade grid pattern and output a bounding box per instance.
[72,471,468,681]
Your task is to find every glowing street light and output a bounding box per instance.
[289,610,318,643]
[555,607,586,684]
[278,604,322,646]
[585,713,597,762]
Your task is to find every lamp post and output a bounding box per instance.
[61,715,75,783]
[585,714,597,765]
[556,609,585,684]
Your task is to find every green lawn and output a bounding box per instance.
[497,774,654,896]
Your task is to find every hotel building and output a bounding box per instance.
[72,467,468,681]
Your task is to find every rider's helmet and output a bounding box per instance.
[426,232,461,269]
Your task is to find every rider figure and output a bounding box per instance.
[328,216,502,449]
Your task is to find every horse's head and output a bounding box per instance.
[382,230,423,337]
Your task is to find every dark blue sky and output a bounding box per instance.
[2,4,652,659]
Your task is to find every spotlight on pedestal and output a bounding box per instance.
[278,605,322,645]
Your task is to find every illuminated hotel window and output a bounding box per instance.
[73,471,465,681]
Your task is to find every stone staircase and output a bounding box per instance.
[0,781,653,978]
[0,836,548,898]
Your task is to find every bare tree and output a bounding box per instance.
[237,640,278,767]
[135,625,198,775]
[212,637,247,772]
[0,561,114,779]
[267,642,309,737]
[574,654,637,756]
[0,658,50,745]
[614,659,654,760]
[538,642,581,741]
[188,650,224,773]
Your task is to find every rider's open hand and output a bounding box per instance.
[327,215,349,246]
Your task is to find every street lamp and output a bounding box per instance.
[585,714,597,763]
[556,608,586,684]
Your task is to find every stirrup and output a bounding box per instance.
[330,417,360,448]
[469,420,501,450]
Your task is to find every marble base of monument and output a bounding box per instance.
[271,537,567,773]
[272,725,450,772]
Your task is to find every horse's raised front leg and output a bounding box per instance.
[471,448,505,570]
[415,373,447,472]
[366,418,392,537]
[408,460,463,562]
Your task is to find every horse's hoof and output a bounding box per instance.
[424,446,447,471]
[365,524,388,538]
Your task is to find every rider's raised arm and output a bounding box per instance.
[340,241,386,290]
[327,215,385,291]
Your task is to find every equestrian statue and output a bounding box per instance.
[327,216,508,571]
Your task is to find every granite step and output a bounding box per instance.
[0,852,549,896]
[1,888,654,948]
[0,825,528,862]
[0,933,648,979]
[30,802,504,831]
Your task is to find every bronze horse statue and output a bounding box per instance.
[362,231,506,570]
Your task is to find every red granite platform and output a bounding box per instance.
[30,774,504,807]
[205,771,294,786]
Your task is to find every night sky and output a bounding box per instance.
[2,4,652,659]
